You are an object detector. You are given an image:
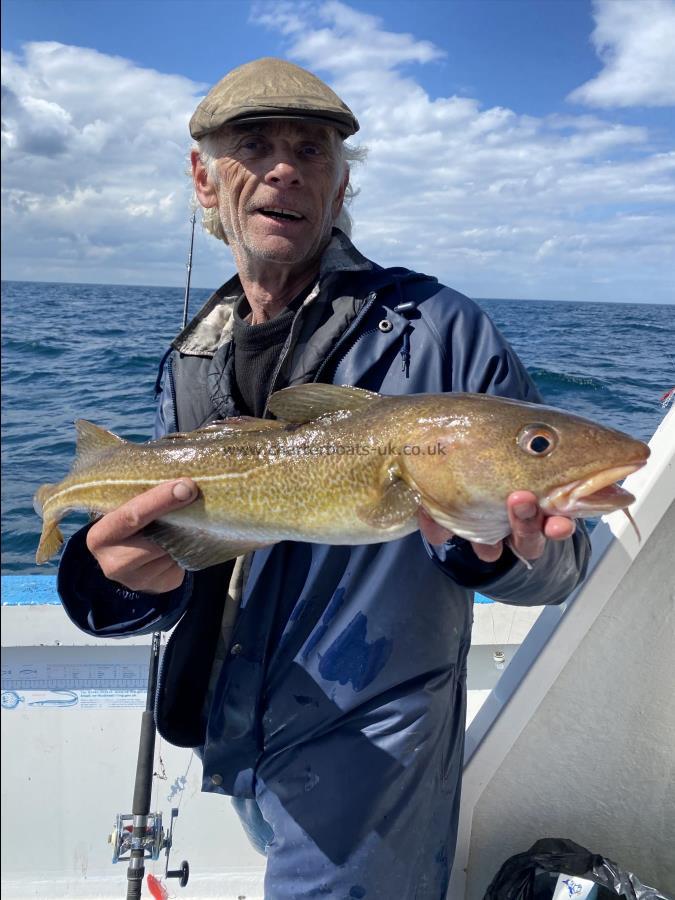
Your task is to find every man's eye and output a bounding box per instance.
[238,137,270,154]
[300,145,322,156]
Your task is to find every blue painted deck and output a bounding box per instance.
[1,575,60,605]
[1,575,493,605]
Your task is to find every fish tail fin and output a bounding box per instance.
[33,482,57,518]
[36,519,64,564]
[34,483,64,564]
[32,422,124,565]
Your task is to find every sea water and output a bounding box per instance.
[2,280,673,575]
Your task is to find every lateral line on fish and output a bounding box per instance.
[42,472,255,509]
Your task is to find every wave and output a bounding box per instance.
[1,337,65,358]
[612,321,673,335]
[528,367,607,392]
[108,353,158,372]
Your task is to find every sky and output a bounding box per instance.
[2,0,674,303]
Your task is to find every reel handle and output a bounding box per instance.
[167,860,190,887]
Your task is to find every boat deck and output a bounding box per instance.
[2,405,673,899]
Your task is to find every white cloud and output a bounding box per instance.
[1,41,228,285]
[253,0,443,71]
[249,0,674,301]
[568,0,675,108]
[1,5,674,302]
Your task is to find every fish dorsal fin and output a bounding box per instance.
[154,417,289,443]
[267,384,381,424]
[72,420,125,473]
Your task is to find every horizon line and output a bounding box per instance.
[1,277,673,306]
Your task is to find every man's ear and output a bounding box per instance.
[332,168,349,218]
[191,149,218,208]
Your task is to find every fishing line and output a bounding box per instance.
[175,752,194,817]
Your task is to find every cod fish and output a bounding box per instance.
[35,384,650,570]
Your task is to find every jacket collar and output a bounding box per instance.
[173,229,374,357]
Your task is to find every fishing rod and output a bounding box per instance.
[182,210,197,329]
[109,633,189,897]
[109,212,197,897]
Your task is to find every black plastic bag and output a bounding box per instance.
[483,838,672,900]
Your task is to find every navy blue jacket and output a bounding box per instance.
[58,232,590,889]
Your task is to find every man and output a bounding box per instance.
[58,58,589,899]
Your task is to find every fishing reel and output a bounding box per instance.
[108,807,189,887]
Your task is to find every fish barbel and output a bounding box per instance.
[34,384,650,570]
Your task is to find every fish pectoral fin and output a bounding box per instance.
[356,479,421,530]
[143,521,271,571]
[72,420,125,473]
[154,418,290,442]
[267,384,381,423]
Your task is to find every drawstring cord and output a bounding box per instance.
[400,330,411,378]
[393,280,417,379]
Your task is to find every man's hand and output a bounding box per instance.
[86,479,198,594]
[417,490,576,564]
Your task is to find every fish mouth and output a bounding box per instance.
[543,460,647,516]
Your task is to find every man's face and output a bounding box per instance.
[204,121,348,274]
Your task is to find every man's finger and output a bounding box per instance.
[94,534,174,577]
[471,541,503,563]
[417,508,453,545]
[544,516,576,541]
[121,554,186,594]
[88,479,198,547]
[507,491,546,560]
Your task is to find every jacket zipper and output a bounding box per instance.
[166,353,179,433]
[261,300,314,418]
[323,326,379,383]
[314,291,378,383]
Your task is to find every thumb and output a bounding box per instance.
[171,479,197,502]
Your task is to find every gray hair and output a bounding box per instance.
[193,129,366,243]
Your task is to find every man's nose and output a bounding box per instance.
[265,157,303,187]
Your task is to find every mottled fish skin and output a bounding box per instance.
[34,386,650,570]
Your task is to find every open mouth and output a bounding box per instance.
[257,207,305,222]
[545,460,647,515]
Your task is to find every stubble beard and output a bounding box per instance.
[220,199,335,276]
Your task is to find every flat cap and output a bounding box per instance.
[189,57,359,140]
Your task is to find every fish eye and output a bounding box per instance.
[517,425,558,457]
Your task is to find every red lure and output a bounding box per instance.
[147,873,169,900]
